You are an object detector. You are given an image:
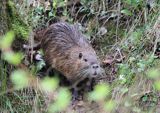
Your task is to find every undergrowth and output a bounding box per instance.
[0,0,160,113]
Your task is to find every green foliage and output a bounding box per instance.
[53,0,66,8]
[7,1,29,40]
[11,22,29,39]
[137,55,155,72]
[0,0,160,112]
[36,60,46,71]
[89,83,110,101]
[121,9,132,16]
[2,52,23,66]
[0,31,15,49]
[117,63,135,85]
[147,68,160,79]
[0,31,23,65]
[104,100,116,112]
[48,88,71,113]
[154,81,160,90]
[41,77,59,92]
[129,30,142,45]
[10,69,29,90]
[122,0,144,8]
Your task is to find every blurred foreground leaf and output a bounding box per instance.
[104,100,115,112]
[2,52,23,65]
[89,83,110,101]
[11,69,29,89]
[48,88,71,113]
[0,31,15,49]
[154,81,160,90]
[41,77,59,92]
[147,68,160,79]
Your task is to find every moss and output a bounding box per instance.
[7,1,29,40]
[11,18,29,39]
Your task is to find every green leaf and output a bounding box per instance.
[121,9,132,16]
[56,88,71,108]
[142,96,148,102]
[53,0,57,8]
[48,88,71,113]
[41,77,59,92]
[104,100,115,112]
[2,52,23,65]
[154,81,160,90]
[89,83,110,101]
[10,69,29,89]
[129,31,142,44]
[0,31,15,49]
[58,1,65,7]
[48,12,53,17]
[147,68,160,79]
[36,60,46,71]
[137,62,145,72]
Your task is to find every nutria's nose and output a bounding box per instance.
[92,64,99,69]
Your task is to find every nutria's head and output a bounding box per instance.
[68,47,105,81]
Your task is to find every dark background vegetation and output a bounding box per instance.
[0,0,160,112]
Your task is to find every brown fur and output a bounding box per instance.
[37,22,105,84]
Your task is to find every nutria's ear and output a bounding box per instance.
[79,53,83,59]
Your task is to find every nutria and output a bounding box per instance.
[35,22,105,90]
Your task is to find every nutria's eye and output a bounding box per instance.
[79,53,83,59]
[84,59,88,62]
